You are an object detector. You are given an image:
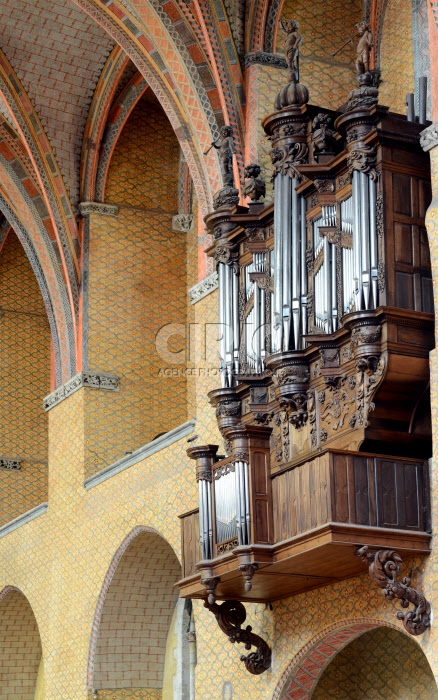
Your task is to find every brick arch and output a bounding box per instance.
[0,156,76,384]
[95,72,148,202]
[0,48,80,309]
[87,526,181,691]
[81,45,131,203]
[272,618,411,700]
[72,0,221,215]
[0,586,43,699]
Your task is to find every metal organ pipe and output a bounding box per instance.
[300,196,307,337]
[218,263,226,387]
[272,173,305,352]
[199,478,212,559]
[369,176,378,308]
[360,171,371,308]
[273,176,283,352]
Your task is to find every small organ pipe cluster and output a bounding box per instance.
[178,22,434,666]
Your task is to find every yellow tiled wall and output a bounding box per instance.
[0,230,50,525]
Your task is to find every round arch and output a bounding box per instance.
[0,585,44,699]
[87,525,181,692]
[272,618,435,700]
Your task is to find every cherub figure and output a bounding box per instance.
[356,21,373,75]
[279,18,302,83]
[210,126,236,187]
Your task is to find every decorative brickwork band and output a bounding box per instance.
[44,371,120,411]
[78,201,119,217]
[188,271,219,304]
[420,121,438,151]
[0,458,21,470]
[244,52,288,69]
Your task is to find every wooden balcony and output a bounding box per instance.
[177,449,431,603]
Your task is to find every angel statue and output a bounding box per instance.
[279,18,302,83]
[355,21,373,76]
[206,125,236,187]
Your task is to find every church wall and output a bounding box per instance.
[84,92,188,477]
[0,230,50,526]
[312,627,437,699]
[379,0,415,113]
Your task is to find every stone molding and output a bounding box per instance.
[44,371,120,411]
[172,213,194,232]
[420,121,438,151]
[78,201,119,217]
[84,418,196,490]
[0,502,48,540]
[188,271,218,304]
[244,52,287,69]
[0,458,21,470]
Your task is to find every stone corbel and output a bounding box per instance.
[356,546,431,636]
[204,599,272,675]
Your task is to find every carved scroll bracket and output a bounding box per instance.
[204,599,272,674]
[356,546,431,636]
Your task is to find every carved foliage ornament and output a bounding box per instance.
[204,599,272,675]
[273,365,310,386]
[347,145,378,181]
[270,142,308,180]
[356,546,431,636]
[216,400,241,418]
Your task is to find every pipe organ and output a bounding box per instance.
[177,29,434,669]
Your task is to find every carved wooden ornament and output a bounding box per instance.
[356,546,431,636]
[204,599,272,674]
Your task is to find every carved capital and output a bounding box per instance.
[238,563,258,592]
[214,243,239,273]
[347,144,378,181]
[204,599,271,674]
[356,546,431,636]
[200,576,221,605]
[78,201,119,217]
[216,400,241,418]
[270,142,308,180]
[420,121,438,152]
[172,213,194,232]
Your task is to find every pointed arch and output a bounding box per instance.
[0,152,76,383]
[81,45,131,203]
[95,71,148,201]
[0,49,80,317]
[72,0,224,215]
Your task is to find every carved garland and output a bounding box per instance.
[356,546,431,636]
[204,599,272,675]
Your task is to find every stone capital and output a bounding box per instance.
[420,121,438,152]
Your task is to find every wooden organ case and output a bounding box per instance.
[176,53,433,657]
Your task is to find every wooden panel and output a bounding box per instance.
[393,173,412,216]
[395,271,414,309]
[332,452,349,523]
[251,450,273,544]
[394,223,413,264]
[376,458,423,531]
[181,510,200,578]
[418,179,432,218]
[353,455,371,526]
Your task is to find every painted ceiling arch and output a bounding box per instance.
[0,49,80,315]
[80,45,131,203]
[0,152,76,384]
[71,0,226,213]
